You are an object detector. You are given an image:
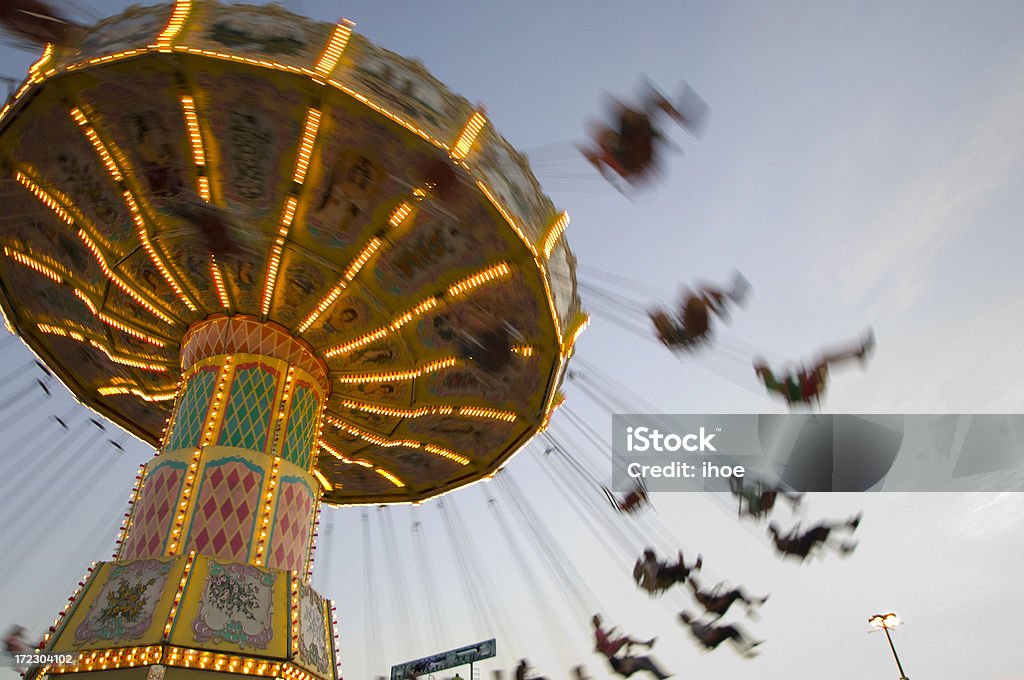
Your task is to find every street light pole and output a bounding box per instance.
[868,612,909,680]
[881,626,908,680]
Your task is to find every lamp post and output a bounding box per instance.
[868,613,909,680]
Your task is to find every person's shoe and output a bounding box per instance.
[848,512,863,530]
[857,328,876,366]
[646,637,657,648]
[694,554,704,570]
[730,272,752,307]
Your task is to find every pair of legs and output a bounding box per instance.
[688,579,768,618]
[608,654,672,680]
[808,328,876,374]
[702,625,761,658]
[658,551,703,586]
[680,613,762,658]
[771,514,861,560]
[598,633,656,658]
[754,328,874,405]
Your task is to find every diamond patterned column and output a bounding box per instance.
[122,315,329,574]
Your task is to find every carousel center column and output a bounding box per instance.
[121,314,330,574]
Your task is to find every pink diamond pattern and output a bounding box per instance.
[266,479,314,572]
[122,463,186,560]
[185,460,263,561]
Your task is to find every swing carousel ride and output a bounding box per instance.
[0,0,583,677]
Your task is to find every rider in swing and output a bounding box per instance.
[754,328,875,408]
[649,272,751,352]
[579,80,707,190]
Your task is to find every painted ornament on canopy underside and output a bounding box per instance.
[374,208,511,298]
[184,0,332,70]
[78,68,191,209]
[475,125,557,240]
[12,104,136,249]
[331,379,412,406]
[68,4,168,64]
[1,197,104,295]
[343,36,474,145]
[301,108,414,252]
[194,73,302,213]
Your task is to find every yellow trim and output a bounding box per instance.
[261,196,299,316]
[253,454,281,566]
[3,246,65,283]
[70,107,123,181]
[155,0,192,50]
[27,43,53,80]
[542,210,570,259]
[312,469,333,491]
[375,468,405,487]
[210,255,231,309]
[450,110,487,160]
[298,236,383,333]
[98,386,177,401]
[161,551,196,639]
[292,108,323,185]
[166,356,235,555]
[290,572,300,654]
[57,106,199,312]
[561,313,590,357]
[44,644,325,680]
[325,415,471,466]
[338,399,517,423]
[314,20,355,78]
[331,355,458,384]
[77,229,177,325]
[116,464,147,559]
[323,262,511,358]
[304,494,323,583]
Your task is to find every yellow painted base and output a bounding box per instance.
[36,555,336,680]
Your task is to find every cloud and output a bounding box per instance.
[820,56,1024,317]
[828,295,1024,413]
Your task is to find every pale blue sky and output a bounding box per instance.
[1,1,1024,679]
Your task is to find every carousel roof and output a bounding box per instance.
[0,0,584,505]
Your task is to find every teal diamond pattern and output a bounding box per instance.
[165,369,218,451]
[217,364,278,452]
[282,385,318,469]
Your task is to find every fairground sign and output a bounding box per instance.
[390,639,497,680]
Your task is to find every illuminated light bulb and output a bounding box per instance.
[511,344,535,357]
[542,211,571,258]
[210,256,231,308]
[156,0,192,49]
[121,190,197,311]
[562,314,590,355]
[69,108,124,182]
[292,108,322,184]
[451,110,487,160]
[374,468,405,487]
[4,246,65,283]
[445,262,512,297]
